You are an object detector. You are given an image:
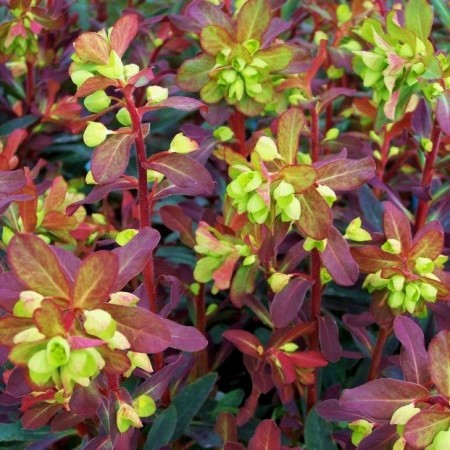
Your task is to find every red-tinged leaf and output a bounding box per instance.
[91,134,134,184]
[351,246,401,273]
[160,205,195,247]
[270,350,296,384]
[409,221,444,260]
[73,32,110,64]
[315,157,375,191]
[436,90,450,135]
[277,108,305,164]
[225,443,246,450]
[279,165,316,193]
[8,234,71,299]
[213,251,240,290]
[177,54,216,92]
[112,227,160,291]
[223,330,263,358]
[249,420,281,450]
[143,152,214,195]
[110,14,139,57]
[383,202,412,253]
[72,251,118,310]
[69,384,101,416]
[66,178,137,216]
[318,315,342,363]
[43,176,66,212]
[161,318,208,352]
[103,304,171,353]
[289,351,328,368]
[215,412,238,444]
[0,316,34,346]
[428,330,450,397]
[357,423,399,450]
[404,410,450,448]
[128,67,154,87]
[230,263,258,307]
[393,316,431,386]
[68,336,104,349]
[270,278,311,328]
[236,0,271,43]
[144,96,207,113]
[316,399,378,423]
[269,322,316,349]
[296,189,332,240]
[237,389,260,426]
[34,300,65,337]
[9,341,47,365]
[75,76,116,98]
[340,379,429,420]
[321,226,359,286]
[51,410,83,432]
[201,25,235,56]
[318,88,358,113]
[4,129,28,159]
[22,402,62,430]
[98,346,131,375]
[0,169,26,193]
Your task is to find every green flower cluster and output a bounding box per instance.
[0,15,38,57]
[363,251,446,316]
[353,7,447,120]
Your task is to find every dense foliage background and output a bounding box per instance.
[0,0,449,449]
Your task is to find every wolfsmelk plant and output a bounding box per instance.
[0,0,448,449]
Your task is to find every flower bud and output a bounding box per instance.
[83,122,109,147]
[349,420,373,446]
[213,126,234,142]
[313,31,328,45]
[390,403,420,426]
[279,342,299,353]
[242,39,260,55]
[381,238,402,255]
[116,402,143,433]
[254,136,280,161]
[268,272,292,293]
[124,63,140,80]
[414,257,434,275]
[115,228,138,247]
[344,217,372,242]
[146,169,164,183]
[337,4,352,24]
[398,43,414,59]
[320,267,333,284]
[434,254,448,269]
[303,237,327,252]
[229,78,244,100]
[316,184,337,206]
[85,170,97,185]
[109,291,140,306]
[13,326,46,344]
[116,107,132,126]
[133,394,156,417]
[146,85,169,104]
[71,70,94,87]
[97,50,124,80]
[46,336,71,368]
[219,69,237,85]
[325,128,340,140]
[388,274,405,292]
[84,90,111,113]
[419,282,437,302]
[327,66,344,79]
[84,309,116,340]
[2,227,14,246]
[108,331,131,350]
[243,255,256,266]
[125,351,153,377]
[14,290,45,318]
[169,132,198,154]
[388,291,405,309]
[420,138,433,153]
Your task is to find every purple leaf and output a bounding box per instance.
[69,384,101,416]
[318,315,342,362]
[393,316,430,385]
[91,134,135,184]
[143,96,207,113]
[316,399,377,423]
[112,227,160,291]
[383,202,412,253]
[249,420,281,450]
[262,17,291,47]
[320,226,359,286]
[436,90,450,135]
[270,278,311,328]
[318,88,357,113]
[0,169,26,193]
[143,152,214,196]
[66,178,137,216]
[340,379,429,419]
[404,410,450,448]
[161,318,208,352]
[428,330,450,397]
[358,424,398,450]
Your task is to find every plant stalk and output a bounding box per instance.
[367,325,391,381]
[229,110,246,155]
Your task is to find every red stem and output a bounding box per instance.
[124,88,163,371]
[25,60,35,108]
[414,124,442,233]
[194,285,208,376]
[367,325,391,381]
[229,110,246,155]
[307,107,322,410]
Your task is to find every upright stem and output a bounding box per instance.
[229,110,246,155]
[414,124,442,233]
[194,284,208,377]
[25,60,35,108]
[307,107,322,410]
[367,325,391,381]
[124,89,163,370]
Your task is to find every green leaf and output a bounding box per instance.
[405,0,433,42]
[144,406,177,450]
[0,115,38,136]
[255,45,293,71]
[432,0,450,28]
[171,373,218,439]
[280,165,317,193]
[176,54,215,92]
[304,408,338,450]
[200,80,224,104]
[236,0,271,43]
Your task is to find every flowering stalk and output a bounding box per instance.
[229,110,247,155]
[367,325,391,381]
